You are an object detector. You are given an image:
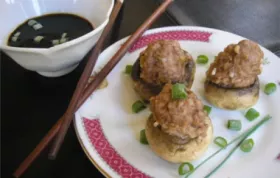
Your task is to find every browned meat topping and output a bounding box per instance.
[206,40,263,88]
[139,40,193,85]
[150,83,208,139]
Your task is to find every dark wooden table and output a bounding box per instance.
[1,1,175,178]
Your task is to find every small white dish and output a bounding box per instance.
[74,26,280,178]
[0,0,114,77]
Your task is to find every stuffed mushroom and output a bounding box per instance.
[204,40,263,110]
[145,83,213,163]
[131,40,195,101]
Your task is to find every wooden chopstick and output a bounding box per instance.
[49,0,173,159]
[13,1,123,177]
[13,0,173,177]
[48,0,125,160]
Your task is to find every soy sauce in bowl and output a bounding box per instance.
[7,13,94,48]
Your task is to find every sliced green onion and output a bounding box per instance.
[203,105,212,115]
[264,83,277,95]
[52,39,60,46]
[227,120,242,131]
[204,115,271,178]
[28,19,37,26]
[140,129,148,144]
[214,137,228,148]
[34,36,44,43]
[196,55,209,64]
[11,36,18,42]
[33,23,43,30]
[61,33,67,38]
[178,162,194,175]
[132,100,146,113]
[60,38,68,44]
[14,32,21,37]
[125,65,133,74]
[240,138,254,152]
[245,108,260,121]
[184,115,271,178]
[262,57,270,65]
[172,83,187,100]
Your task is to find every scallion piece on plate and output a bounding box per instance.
[140,129,148,144]
[205,115,271,178]
[214,136,228,148]
[245,108,260,121]
[172,83,187,100]
[178,162,194,175]
[183,115,271,178]
[203,105,212,115]
[240,138,254,152]
[125,65,133,74]
[132,100,146,113]
[227,120,241,131]
[264,83,277,95]
[196,55,209,64]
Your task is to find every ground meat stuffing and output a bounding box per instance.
[150,83,208,140]
[139,40,193,85]
[206,40,263,88]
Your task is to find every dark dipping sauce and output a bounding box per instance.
[7,13,94,48]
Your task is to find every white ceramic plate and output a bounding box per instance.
[74,26,280,178]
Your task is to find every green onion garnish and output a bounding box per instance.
[33,23,43,30]
[203,105,212,115]
[14,32,21,37]
[172,83,187,100]
[245,108,260,121]
[132,100,146,113]
[178,162,194,175]
[204,115,271,178]
[140,129,148,144]
[227,120,242,131]
[196,55,209,64]
[125,65,133,75]
[262,57,270,65]
[264,83,277,95]
[240,138,254,152]
[214,137,228,148]
[27,19,37,26]
[179,115,271,178]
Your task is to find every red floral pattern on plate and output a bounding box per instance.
[129,30,212,53]
[83,118,151,178]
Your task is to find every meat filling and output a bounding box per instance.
[139,40,193,85]
[206,40,263,88]
[150,84,208,141]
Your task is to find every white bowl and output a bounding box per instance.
[0,0,114,77]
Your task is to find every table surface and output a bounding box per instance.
[1,1,175,178]
[157,0,280,55]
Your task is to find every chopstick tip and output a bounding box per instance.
[48,153,57,160]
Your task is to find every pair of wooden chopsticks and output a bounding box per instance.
[13,0,173,177]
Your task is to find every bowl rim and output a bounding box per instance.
[0,0,114,55]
